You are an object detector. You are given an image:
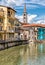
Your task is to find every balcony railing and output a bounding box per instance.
[0,30,4,33]
[7,29,15,33]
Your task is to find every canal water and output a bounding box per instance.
[13,43,45,65]
[0,43,45,65]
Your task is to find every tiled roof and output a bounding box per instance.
[22,23,45,28]
[22,22,29,25]
[0,5,16,12]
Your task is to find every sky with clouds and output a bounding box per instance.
[0,0,45,24]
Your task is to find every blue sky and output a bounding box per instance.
[0,0,45,24]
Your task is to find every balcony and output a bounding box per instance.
[0,29,4,33]
[15,27,20,33]
[7,29,15,33]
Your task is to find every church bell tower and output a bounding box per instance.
[23,3,27,23]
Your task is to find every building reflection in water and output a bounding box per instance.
[12,43,45,65]
[19,43,45,65]
[19,43,38,65]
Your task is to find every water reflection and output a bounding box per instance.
[14,43,45,65]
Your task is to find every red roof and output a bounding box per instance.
[22,22,29,25]
[22,23,45,28]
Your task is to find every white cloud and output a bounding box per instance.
[27,14,37,23]
[28,0,45,6]
[0,0,45,7]
[4,0,24,6]
[15,14,37,23]
[15,14,45,24]
[26,4,38,9]
[0,0,45,10]
[7,0,15,3]
[15,15,23,22]
[36,20,45,24]
[0,0,24,8]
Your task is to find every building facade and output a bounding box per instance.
[0,5,16,40]
[22,24,45,42]
[0,5,22,40]
[14,18,22,39]
[0,5,45,42]
[37,27,45,40]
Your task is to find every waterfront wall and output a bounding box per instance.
[0,40,28,50]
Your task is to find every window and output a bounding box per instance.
[8,11,10,16]
[24,14,25,16]
[9,33,14,38]
[15,22,19,26]
[15,27,19,32]
[0,18,3,22]
[0,26,2,31]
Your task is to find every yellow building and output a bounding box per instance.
[0,5,21,40]
[14,18,22,39]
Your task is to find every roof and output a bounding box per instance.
[40,24,45,28]
[22,22,29,25]
[0,5,16,12]
[22,23,45,28]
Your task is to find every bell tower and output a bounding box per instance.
[23,3,27,23]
